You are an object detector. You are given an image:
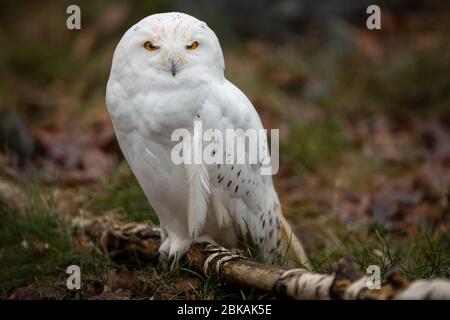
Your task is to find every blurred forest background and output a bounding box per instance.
[0,0,449,299]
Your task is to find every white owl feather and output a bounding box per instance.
[185,130,210,237]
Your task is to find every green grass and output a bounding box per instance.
[284,117,348,174]
[95,162,159,223]
[0,183,119,297]
[2,182,447,298]
[306,222,450,280]
[0,192,74,293]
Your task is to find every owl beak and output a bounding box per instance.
[169,59,177,77]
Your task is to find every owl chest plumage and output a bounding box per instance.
[110,77,272,231]
[107,79,217,231]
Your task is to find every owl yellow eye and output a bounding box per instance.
[144,41,159,52]
[186,41,199,50]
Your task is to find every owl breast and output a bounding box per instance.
[109,77,211,146]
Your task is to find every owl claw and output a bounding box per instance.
[157,237,191,271]
[167,254,176,270]
[157,238,171,270]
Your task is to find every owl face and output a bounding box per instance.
[112,12,225,88]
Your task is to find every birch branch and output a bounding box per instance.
[71,215,450,300]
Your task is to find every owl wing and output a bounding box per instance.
[199,79,285,262]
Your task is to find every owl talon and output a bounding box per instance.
[167,254,176,270]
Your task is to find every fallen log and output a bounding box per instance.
[71,215,450,300]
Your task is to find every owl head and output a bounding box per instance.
[110,12,225,89]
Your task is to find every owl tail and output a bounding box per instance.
[280,215,310,269]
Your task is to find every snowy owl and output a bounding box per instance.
[106,12,308,269]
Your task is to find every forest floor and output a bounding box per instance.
[0,4,449,299]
